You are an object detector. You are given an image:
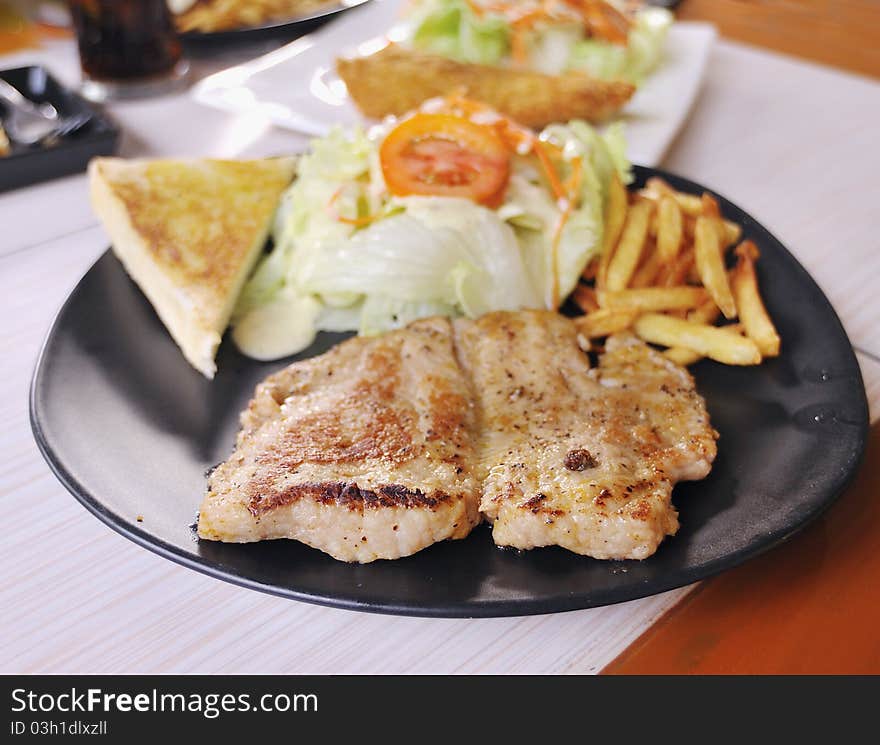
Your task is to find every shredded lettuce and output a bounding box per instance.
[299,200,542,316]
[505,122,631,304]
[408,0,509,65]
[529,25,583,75]
[568,7,672,83]
[403,1,672,83]
[234,126,371,323]
[359,296,459,336]
[232,117,632,361]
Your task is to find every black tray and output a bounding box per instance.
[0,66,119,192]
[30,166,869,617]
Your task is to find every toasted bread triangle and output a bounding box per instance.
[89,156,297,378]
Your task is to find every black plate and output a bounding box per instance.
[30,166,868,617]
[178,0,371,44]
[0,66,119,193]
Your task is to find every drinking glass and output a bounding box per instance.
[68,0,190,101]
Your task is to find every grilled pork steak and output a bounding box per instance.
[198,317,482,562]
[456,312,717,560]
[199,311,717,562]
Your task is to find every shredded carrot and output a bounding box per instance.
[564,155,583,199]
[533,140,568,204]
[462,1,631,45]
[562,0,632,44]
[326,185,345,206]
[326,186,381,227]
[510,26,529,65]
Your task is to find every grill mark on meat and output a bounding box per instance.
[523,493,547,512]
[520,493,564,517]
[259,400,418,469]
[593,488,612,506]
[629,499,652,521]
[425,386,471,449]
[254,344,425,469]
[247,481,458,515]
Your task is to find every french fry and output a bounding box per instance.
[598,286,708,312]
[683,215,696,239]
[660,247,695,287]
[574,307,640,338]
[577,179,775,370]
[687,297,721,325]
[698,193,744,247]
[676,193,704,216]
[640,177,673,199]
[664,346,704,366]
[634,313,761,365]
[581,257,599,281]
[647,182,741,248]
[643,177,703,216]
[576,332,592,353]
[694,216,737,319]
[731,241,781,357]
[571,283,599,313]
[664,325,744,366]
[597,173,628,289]
[683,215,741,246]
[605,200,652,291]
[701,192,721,218]
[720,219,742,247]
[630,243,663,288]
[656,196,683,263]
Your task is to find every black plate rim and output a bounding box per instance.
[29,165,869,618]
[177,0,371,41]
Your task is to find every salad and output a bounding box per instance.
[232,97,631,360]
[402,0,673,84]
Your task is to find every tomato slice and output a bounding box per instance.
[379,113,511,207]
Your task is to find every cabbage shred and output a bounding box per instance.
[232,118,632,361]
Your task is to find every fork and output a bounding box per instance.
[40,112,94,145]
[0,79,93,146]
[0,78,61,145]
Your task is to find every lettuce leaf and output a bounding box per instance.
[502,120,631,305]
[299,198,542,316]
[409,0,509,65]
[232,118,632,361]
[234,126,371,320]
[528,25,582,75]
[568,7,672,83]
[405,2,672,83]
[359,296,458,336]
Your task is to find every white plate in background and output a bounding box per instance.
[191,0,716,166]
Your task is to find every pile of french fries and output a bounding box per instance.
[572,176,780,366]
[175,0,337,33]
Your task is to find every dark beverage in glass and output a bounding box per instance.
[68,0,189,101]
